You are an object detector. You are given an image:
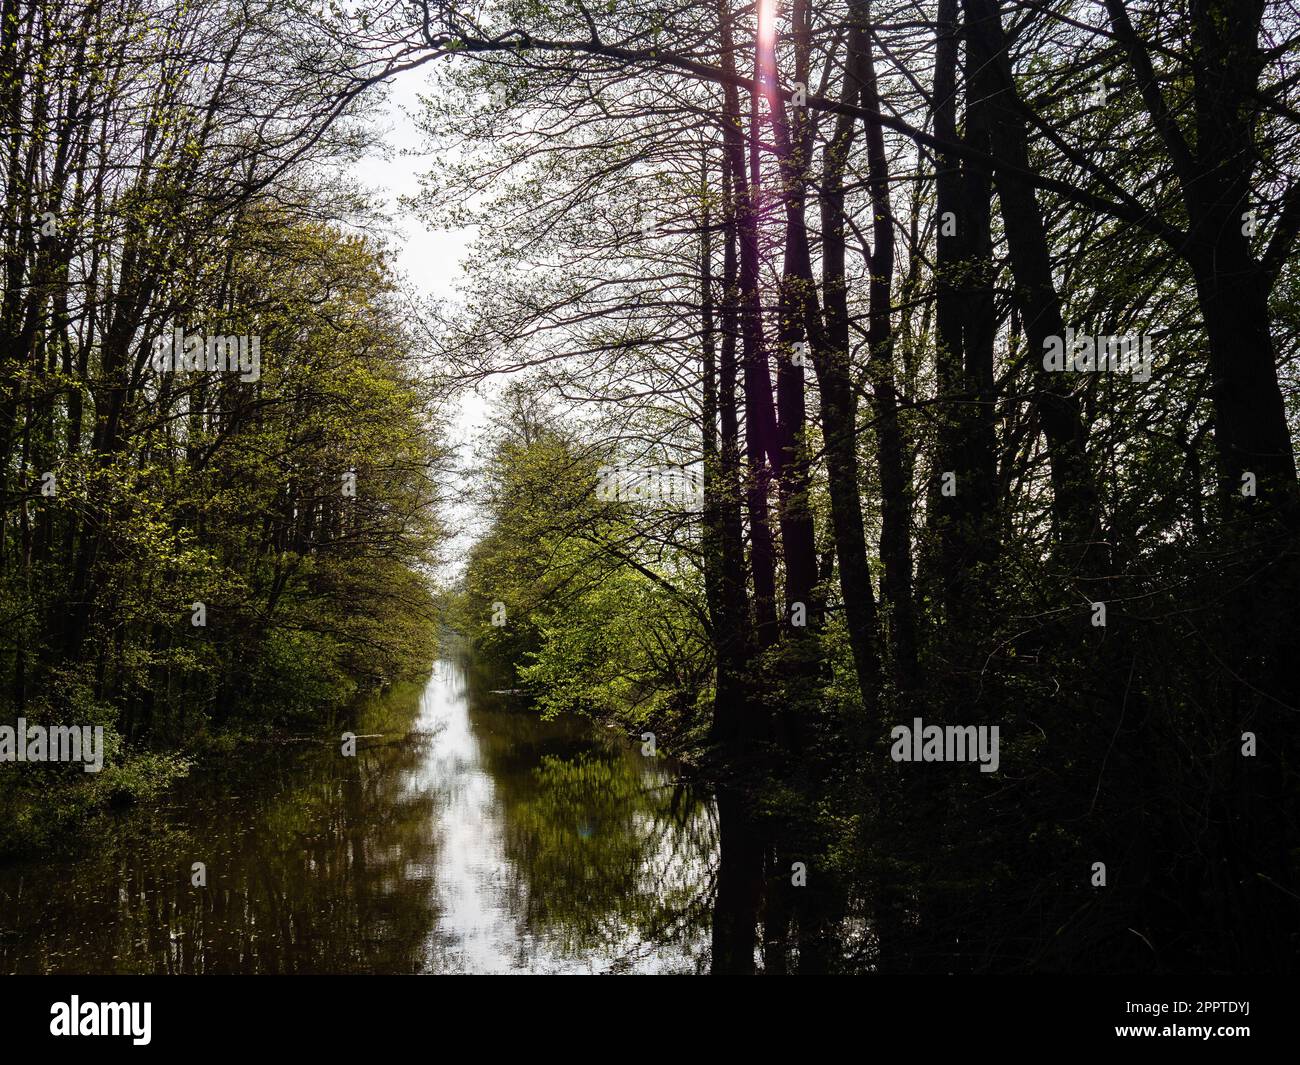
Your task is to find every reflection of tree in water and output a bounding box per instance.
[471,708,717,970]
[0,667,724,973]
[201,739,444,973]
[0,690,446,974]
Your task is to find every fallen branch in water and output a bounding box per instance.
[249,733,390,746]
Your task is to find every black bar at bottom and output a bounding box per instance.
[0,975,1284,1052]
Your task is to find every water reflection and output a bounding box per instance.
[0,659,718,973]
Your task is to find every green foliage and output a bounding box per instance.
[452,399,710,750]
[0,213,445,854]
[0,751,192,860]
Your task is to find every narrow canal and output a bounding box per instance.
[0,659,719,974]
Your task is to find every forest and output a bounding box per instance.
[1,0,1298,978]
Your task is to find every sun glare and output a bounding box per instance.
[757,0,778,50]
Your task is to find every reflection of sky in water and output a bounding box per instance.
[0,660,718,974]
[406,661,716,974]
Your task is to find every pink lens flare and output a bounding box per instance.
[757,0,778,50]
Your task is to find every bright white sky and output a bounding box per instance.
[351,66,491,582]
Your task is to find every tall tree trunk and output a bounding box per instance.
[858,8,919,688]
[717,0,779,671]
[817,12,883,715]
[964,0,1100,568]
[764,0,823,752]
[1102,0,1300,968]
[1105,0,1298,523]
[931,0,999,628]
[711,0,773,745]
[706,144,755,745]
[771,0,820,647]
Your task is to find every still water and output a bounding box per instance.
[0,660,719,974]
